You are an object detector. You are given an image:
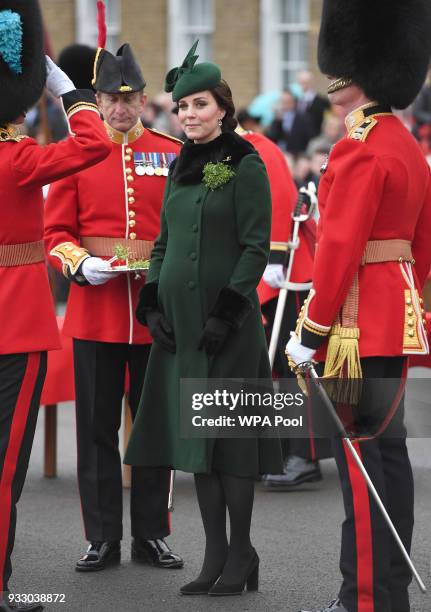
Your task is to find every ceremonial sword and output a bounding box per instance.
[168,469,175,511]
[268,184,316,368]
[296,361,427,594]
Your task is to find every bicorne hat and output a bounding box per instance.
[92,1,145,94]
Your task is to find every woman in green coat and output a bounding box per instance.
[125,41,282,596]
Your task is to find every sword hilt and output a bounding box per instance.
[293,182,317,222]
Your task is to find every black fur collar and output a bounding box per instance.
[171,130,256,185]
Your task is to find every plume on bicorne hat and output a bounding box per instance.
[0,0,45,125]
[318,0,431,108]
[92,0,145,94]
[164,40,221,102]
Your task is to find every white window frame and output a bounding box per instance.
[76,0,121,53]
[261,0,310,92]
[168,0,215,68]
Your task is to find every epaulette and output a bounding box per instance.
[147,127,183,145]
[0,125,28,143]
[348,117,379,142]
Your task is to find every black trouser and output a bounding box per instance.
[262,293,332,460]
[332,357,413,612]
[0,352,47,593]
[73,340,170,542]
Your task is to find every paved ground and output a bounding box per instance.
[10,374,431,612]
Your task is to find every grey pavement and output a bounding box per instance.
[11,379,431,612]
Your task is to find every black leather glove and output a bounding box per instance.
[198,316,231,355]
[145,310,176,354]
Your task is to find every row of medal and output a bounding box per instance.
[133,152,177,176]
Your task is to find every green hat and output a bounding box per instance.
[164,40,221,101]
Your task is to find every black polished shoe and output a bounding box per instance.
[208,550,259,596]
[75,541,121,572]
[299,598,349,611]
[131,538,184,569]
[265,456,322,488]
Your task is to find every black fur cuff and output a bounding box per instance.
[210,287,254,330]
[136,282,159,325]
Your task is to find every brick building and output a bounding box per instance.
[40,0,325,108]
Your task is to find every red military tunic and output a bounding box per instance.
[0,92,111,355]
[296,103,431,359]
[44,121,181,344]
[240,131,315,306]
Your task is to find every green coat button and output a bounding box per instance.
[190,252,197,261]
[188,280,196,289]
[192,224,198,232]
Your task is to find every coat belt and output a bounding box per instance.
[361,239,413,265]
[324,238,415,399]
[80,236,154,261]
[342,239,413,329]
[0,240,45,267]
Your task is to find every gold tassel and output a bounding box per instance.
[323,324,341,376]
[323,326,363,405]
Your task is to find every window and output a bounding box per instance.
[168,0,214,68]
[261,0,310,91]
[76,0,121,53]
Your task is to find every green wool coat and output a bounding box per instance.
[125,132,282,476]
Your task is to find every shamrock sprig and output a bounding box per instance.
[113,244,131,263]
[202,156,235,190]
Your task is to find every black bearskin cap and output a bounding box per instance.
[0,0,45,125]
[318,0,431,109]
[93,43,146,94]
[58,44,97,91]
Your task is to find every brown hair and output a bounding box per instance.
[210,79,238,132]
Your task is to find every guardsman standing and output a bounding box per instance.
[286,1,431,611]
[0,1,112,609]
[237,126,331,486]
[44,41,183,572]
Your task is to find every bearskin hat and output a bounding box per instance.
[0,0,45,125]
[58,44,97,91]
[318,0,431,109]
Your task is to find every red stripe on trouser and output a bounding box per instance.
[0,353,40,591]
[343,439,374,612]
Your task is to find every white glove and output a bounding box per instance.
[45,55,75,98]
[285,333,316,367]
[81,257,119,286]
[263,264,286,288]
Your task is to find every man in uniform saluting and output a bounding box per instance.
[44,40,183,572]
[0,1,112,608]
[286,1,431,611]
